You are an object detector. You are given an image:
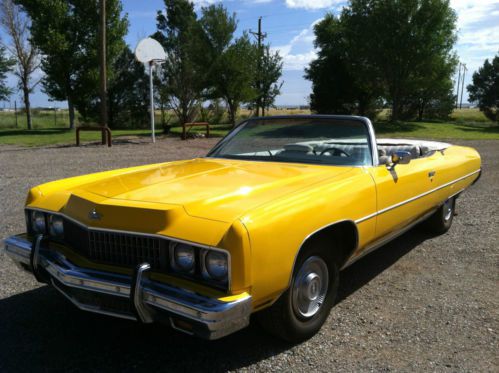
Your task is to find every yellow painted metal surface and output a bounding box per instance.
[25,145,481,308]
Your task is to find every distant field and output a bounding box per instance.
[0,107,497,147]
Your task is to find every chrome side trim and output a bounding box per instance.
[342,208,437,269]
[354,169,481,224]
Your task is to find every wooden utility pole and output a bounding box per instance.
[99,0,107,144]
[251,17,266,117]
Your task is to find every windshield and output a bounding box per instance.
[208,116,373,166]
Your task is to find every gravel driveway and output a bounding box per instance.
[0,138,497,372]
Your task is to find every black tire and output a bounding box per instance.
[257,243,339,343]
[425,197,455,235]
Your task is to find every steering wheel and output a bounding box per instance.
[319,147,350,157]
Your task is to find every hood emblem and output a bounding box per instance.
[88,208,102,220]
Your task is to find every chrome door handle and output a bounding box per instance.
[428,170,436,178]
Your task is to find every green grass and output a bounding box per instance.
[374,120,499,140]
[0,108,497,147]
[0,127,155,147]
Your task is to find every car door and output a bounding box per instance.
[368,154,443,240]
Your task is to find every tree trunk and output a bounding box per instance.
[23,85,32,130]
[418,100,425,122]
[228,101,237,128]
[391,96,400,122]
[68,97,75,129]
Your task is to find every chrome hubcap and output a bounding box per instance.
[443,199,453,221]
[292,256,329,318]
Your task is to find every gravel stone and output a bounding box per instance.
[0,138,497,372]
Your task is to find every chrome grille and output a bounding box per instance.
[86,230,165,270]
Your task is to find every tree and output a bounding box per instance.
[212,34,257,126]
[1,0,40,130]
[307,0,458,121]
[154,0,204,125]
[17,0,128,128]
[346,0,457,121]
[305,13,381,116]
[410,59,457,120]
[197,3,248,126]
[254,45,283,116]
[0,46,14,101]
[107,46,149,128]
[468,53,499,123]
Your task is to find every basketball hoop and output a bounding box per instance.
[135,38,167,143]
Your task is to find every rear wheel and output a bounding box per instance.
[425,197,455,234]
[257,244,339,343]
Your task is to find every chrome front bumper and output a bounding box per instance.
[3,235,252,340]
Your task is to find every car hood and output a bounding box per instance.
[76,158,354,223]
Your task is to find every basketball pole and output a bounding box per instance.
[149,61,155,143]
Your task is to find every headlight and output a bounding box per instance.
[49,215,64,237]
[31,211,46,234]
[172,243,195,272]
[204,250,228,281]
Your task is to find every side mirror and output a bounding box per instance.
[390,151,412,166]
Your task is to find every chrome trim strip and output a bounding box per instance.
[354,169,481,224]
[133,263,154,323]
[364,117,379,166]
[4,235,32,265]
[24,207,232,291]
[51,278,137,321]
[342,208,437,269]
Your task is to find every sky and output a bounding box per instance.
[1,0,498,109]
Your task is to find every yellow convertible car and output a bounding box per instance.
[4,115,481,342]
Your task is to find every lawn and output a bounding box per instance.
[0,108,497,147]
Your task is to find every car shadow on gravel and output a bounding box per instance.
[0,227,433,373]
[337,225,433,303]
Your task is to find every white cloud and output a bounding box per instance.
[190,0,221,7]
[285,0,344,10]
[282,51,317,70]
[450,0,499,71]
[272,18,323,71]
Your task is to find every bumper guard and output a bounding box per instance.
[3,235,252,340]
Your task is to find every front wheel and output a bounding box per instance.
[425,197,455,235]
[257,245,339,343]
